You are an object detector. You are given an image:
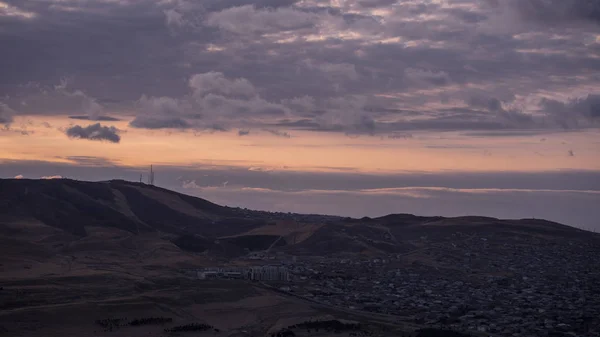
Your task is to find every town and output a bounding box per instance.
[187,233,600,337]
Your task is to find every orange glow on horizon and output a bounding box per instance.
[1,115,599,174]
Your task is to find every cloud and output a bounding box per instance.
[304,96,379,134]
[0,0,598,137]
[388,132,413,139]
[136,95,187,116]
[206,123,229,132]
[200,93,289,117]
[248,166,274,172]
[0,102,15,125]
[130,72,290,130]
[463,93,600,131]
[0,2,36,19]
[190,72,290,119]
[238,129,250,136]
[282,96,316,114]
[62,156,119,167]
[69,115,120,121]
[41,175,62,180]
[65,123,121,143]
[357,0,397,8]
[468,96,505,112]
[404,68,450,86]
[482,0,600,36]
[130,116,191,129]
[129,95,191,129]
[79,93,104,120]
[568,150,575,157]
[511,0,600,26]
[540,94,600,129]
[304,60,359,82]
[466,94,534,128]
[189,71,257,99]
[14,174,23,179]
[182,179,201,189]
[263,129,291,138]
[205,5,319,35]
[0,123,33,136]
[350,115,376,135]
[164,8,185,28]
[2,79,109,121]
[497,108,535,127]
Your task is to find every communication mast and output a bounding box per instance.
[147,165,155,185]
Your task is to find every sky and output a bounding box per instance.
[1,0,599,230]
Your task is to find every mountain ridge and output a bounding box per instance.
[0,178,594,259]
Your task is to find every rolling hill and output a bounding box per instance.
[0,178,595,262]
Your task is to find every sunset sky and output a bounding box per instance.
[1,0,599,229]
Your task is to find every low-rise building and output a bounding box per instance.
[193,265,290,282]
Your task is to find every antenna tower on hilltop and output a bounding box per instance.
[147,165,155,185]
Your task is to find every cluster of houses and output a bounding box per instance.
[195,265,290,282]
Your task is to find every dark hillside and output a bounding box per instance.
[0,179,260,238]
[0,179,140,236]
[110,183,208,235]
[0,178,596,258]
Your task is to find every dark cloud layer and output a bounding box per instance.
[540,94,600,129]
[65,123,121,143]
[0,0,598,134]
[512,0,600,25]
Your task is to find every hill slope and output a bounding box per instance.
[0,178,253,236]
[0,178,594,260]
